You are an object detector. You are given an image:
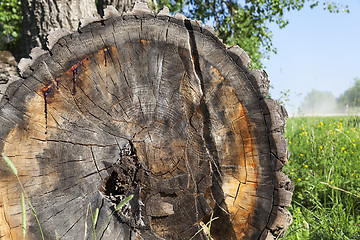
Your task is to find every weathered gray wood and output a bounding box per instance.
[0,4,292,240]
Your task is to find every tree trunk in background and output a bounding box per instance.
[19,0,150,59]
[0,4,293,239]
[96,0,146,16]
[0,51,18,102]
[20,0,98,57]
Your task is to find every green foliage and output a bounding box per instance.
[300,89,338,115]
[338,77,360,108]
[0,0,22,50]
[157,0,348,69]
[0,0,349,64]
[284,116,360,239]
[277,89,291,106]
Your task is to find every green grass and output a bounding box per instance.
[283,116,360,240]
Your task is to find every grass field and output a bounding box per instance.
[283,116,360,239]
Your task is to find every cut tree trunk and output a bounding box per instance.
[0,3,293,240]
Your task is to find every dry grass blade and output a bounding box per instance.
[320,182,360,198]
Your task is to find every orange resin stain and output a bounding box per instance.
[211,66,225,81]
[39,46,115,135]
[140,39,151,47]
[66,56,90,74]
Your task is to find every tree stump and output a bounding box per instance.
[0,3,293,240]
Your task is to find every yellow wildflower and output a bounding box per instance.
[320,146,323,149]
[353,140,356,142]
[298,178,301,181]
[300,154,304,157]
[320,122,323,126]
[330,181,334,184]
[341,147,345,151]
[304,165,308,168]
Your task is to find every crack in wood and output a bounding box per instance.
[41,82,55,134]
[90,146,103,180]
[59,209,85,239]
[30,137,118,147]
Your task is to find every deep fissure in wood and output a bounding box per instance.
[185,18,237,238]
[72,66,79,95]
[41,83,55,134]
[100,141,149,229]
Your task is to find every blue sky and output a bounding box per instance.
[264,0,360,115]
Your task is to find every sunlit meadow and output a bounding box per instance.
[283,116,360,239]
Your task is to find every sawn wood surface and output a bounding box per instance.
[0,4,293,240]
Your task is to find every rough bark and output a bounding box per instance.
[96,0,146,16]
[0,51,19,103]
[0,3,293,240]
[20,0,98,57]
[0,51,17,84]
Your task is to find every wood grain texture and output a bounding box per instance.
[0,4,292,240]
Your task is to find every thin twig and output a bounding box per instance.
[320,182,360,198]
